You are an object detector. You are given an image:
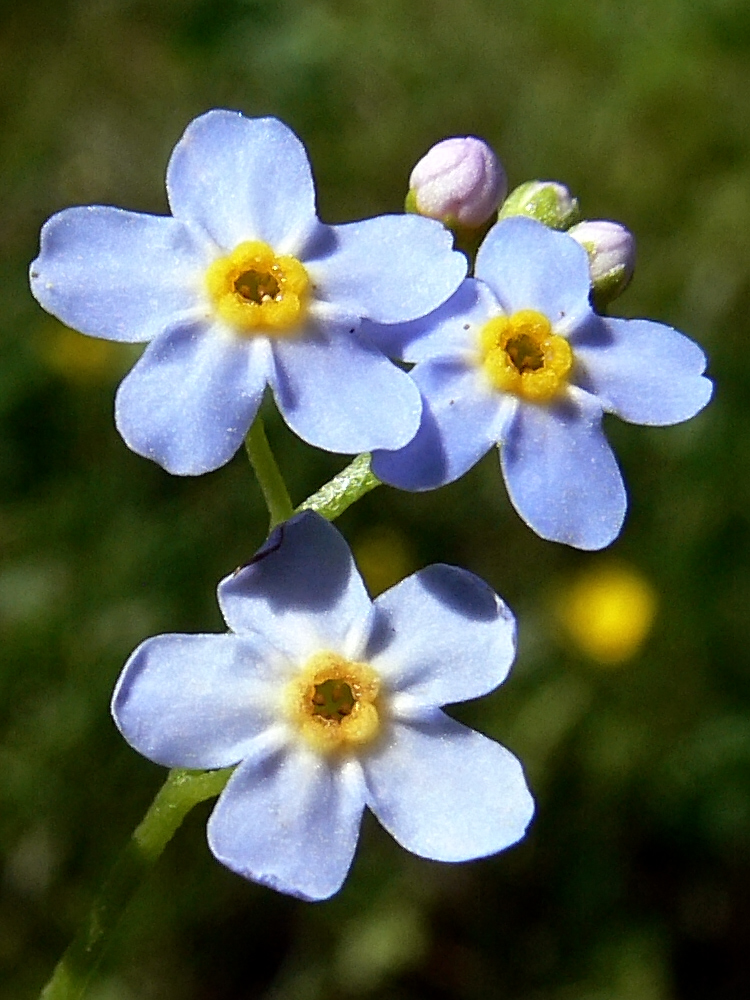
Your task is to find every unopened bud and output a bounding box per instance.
[498,180,580,230]
[568,220,636,305]
[406,136,507,230]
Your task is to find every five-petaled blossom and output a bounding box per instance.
[112,511,534,901]
[370,216,713,550]
[29,110,467,475]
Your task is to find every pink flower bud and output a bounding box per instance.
[408,137,506,229]
[568,220,636,303]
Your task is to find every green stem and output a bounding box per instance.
[40,768,232,1000]
[244,416,294,527]
[296,452,381,520]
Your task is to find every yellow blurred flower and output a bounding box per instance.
[37,321,125,383]
[352,525,417,597]
[555,562,658,665]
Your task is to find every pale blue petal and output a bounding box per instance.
[366,564,516,707]
[310,214,467,323]
[29,206,210,342]
[208,748,365,900]
[115,320,270,475]
[574,316,713,425]
[501,392,627,550]
[112,633,278,769]
[476,217,592,329]
[372,360,508,490]
[218,512,373,662]
[362,279,498,362]
[364,711,534,862]
[269,326,422,453]
[167,110,320,254]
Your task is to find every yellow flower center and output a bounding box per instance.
[205,240,309,335]
[285,651,381,755]
[479,309,573,402]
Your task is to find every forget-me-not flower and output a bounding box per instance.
[112,511,534,901]
[371,217,712,550]
[29,110,467,475]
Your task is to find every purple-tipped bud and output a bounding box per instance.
[568,220,636,305]
[407,137,507,230]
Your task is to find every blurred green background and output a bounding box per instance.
[1,0,748,997]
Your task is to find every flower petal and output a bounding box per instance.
[372,359,508,490]
[208,748,365,900]
[269,325,422,453]
[29,206,210,342]
[362,278,498,363]
[166,110,320,254]
[476,217,592,330]
[573,316,713,425]
[112,633,280,769]
[310,214,467,323]
[115,320,270,475]
[364,711,534,862]
[366,564,516,708]
[501,392,627,550]
[218,511,373,662]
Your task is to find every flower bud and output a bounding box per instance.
[568,219,636,305]
[406,136,507,230]
[498,180,580,230]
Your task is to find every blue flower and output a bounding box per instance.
[112,511,534,901]
[371,217,713,550]
[29,110,466,475]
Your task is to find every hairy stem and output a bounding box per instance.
[297,452,381,520]
[244,416,294,528]
[40,768,232,1000]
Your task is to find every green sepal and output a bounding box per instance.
[498,180,580,230]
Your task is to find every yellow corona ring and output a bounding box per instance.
[205,240,309,334]
[479,309,573,402]
[285,651,381,754]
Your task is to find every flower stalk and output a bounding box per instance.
[40,768,232,1000]
[244,416,295,527]
[297,452,381,520]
